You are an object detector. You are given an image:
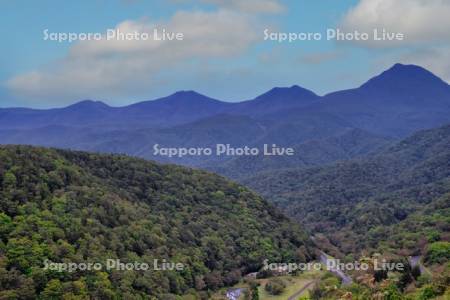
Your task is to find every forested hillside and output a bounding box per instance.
[245,124,450,257]
[210,128,391,179]
[0,146,314,299]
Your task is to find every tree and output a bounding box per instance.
[41,279,63,299]
[3,171,17,188]
[425,242,450,264]
[264,278,286,295]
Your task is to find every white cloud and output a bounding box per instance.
[341,0,450,47]
[398,46,450,83]
[340,0,450,83]
[6,10,262,104]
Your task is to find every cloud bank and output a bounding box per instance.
[6,9,263,104]
[341,0,450,46]
[340,0,450,82]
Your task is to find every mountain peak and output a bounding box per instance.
[256,85,318,101]
[66,100,110,110]
[388,63,438,76]
[171,90,202,97]
[361,63,448,91]
[165,90,220,103]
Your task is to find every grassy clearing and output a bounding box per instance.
[211,270,322,300]
[258,276,313,300]
[258,270,321,299]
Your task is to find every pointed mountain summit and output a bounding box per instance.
[315,63,450,137]
[125,90,226,109]
[169,90,212,98]
[120,90,230,127]
[360,63,449,94]
[161,90,226,105]
[231,85,319,116]
[254,85,318,103]
[65,100,111,111]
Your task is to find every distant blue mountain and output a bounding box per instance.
[119,90,233,128]
[0,100,116,129]
[296,63,450,137]
[1,63,447,132]
[0,92,230,129]
[360,63,449,96]
[0,63,449,178]
[0,86,319,129]
[230,85,319,116]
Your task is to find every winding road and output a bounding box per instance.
[319,251,353,285]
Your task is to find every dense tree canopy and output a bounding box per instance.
[246,125,450,258]
[0,146,314,299]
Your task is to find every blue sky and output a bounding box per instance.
[1,0,449,108]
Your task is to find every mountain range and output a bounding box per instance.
[1,63,450,299]
[1,63,449,180]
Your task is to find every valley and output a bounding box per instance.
[1,63,449,299]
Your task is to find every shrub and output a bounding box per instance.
[418,284,438,300]
[425,242,450,264]
[264,278,286,295]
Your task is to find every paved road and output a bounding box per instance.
[319,251,353,285]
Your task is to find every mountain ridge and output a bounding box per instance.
[3,63,447,110]
[360,63,449,92]
[1,63,450,179]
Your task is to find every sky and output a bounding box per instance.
[1,0,449,108]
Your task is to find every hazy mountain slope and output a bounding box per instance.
[120,91,232,128]
[0,86,317,130]
[244,124,450,256]
[1,64,449,135]
[0,115,269,166]
[229,85,319,117]
[0,145,314,298]
[0,100,117,129]
[1,63,449,180]
[0,113,387,178]
[0,111,361,167]
[304,64,450,137]
[0,91,231,130]
[209,128,392,179]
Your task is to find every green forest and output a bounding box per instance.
[244,125,450,299]
[0,146,314,299]
[1,125,449,299]
[246,124,450,257]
